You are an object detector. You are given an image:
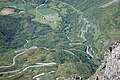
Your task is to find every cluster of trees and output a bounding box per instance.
[0,15,25,54]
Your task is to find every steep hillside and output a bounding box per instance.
[0,0,120,80]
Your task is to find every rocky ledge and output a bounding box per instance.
[89,41,120,80]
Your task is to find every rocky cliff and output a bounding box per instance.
[89,41,120,80]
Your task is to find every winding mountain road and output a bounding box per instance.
[7,63,56,78]
[0,70,20,74]
[0,0,96,79]
[69,43,93,58]
[100,0,120,8]
[0,46,37,69]
[52,0,81,14]
[36,0,48,9]
[23,39,29,47]
[52,0,94,58]
[33,71,55,79]
[63,49,81,62]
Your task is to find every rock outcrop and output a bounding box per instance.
[89,41,120,80]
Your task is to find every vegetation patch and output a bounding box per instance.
[29,9,61,29]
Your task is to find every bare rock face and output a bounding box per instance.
[90,42,120,80]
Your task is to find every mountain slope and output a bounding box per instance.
[0,0,120,80]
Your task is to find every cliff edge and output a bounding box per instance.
[89,41,120,80]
